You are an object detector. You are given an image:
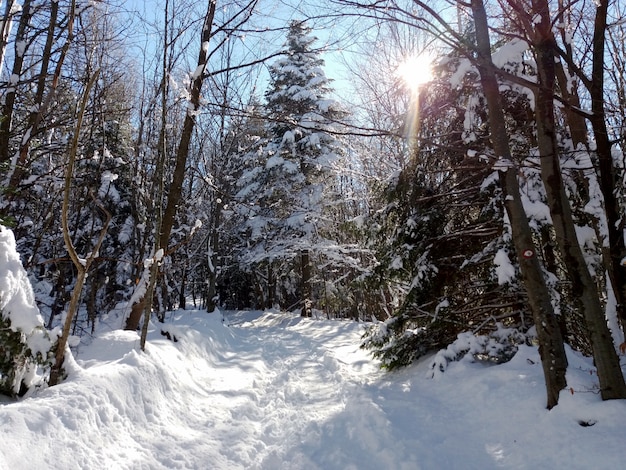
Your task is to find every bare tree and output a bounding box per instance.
[0,0,32,167]
[0,0,18,73]
[126,0,219,350]
[49,70,110,386]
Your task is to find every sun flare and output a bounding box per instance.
[396,54,433,91]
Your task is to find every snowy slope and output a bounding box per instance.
[0,309,625,469]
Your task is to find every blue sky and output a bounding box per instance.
[119,0,359,100]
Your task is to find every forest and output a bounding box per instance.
[1,0,626,412]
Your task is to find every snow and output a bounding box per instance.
[519,192,552,228]
[191,63,205,80]
[99,170,120,203]
[480,170,499,191]
[493,248,516,284]
[1,307,624,468]
[491,38,529,69]
[0,226,51,356]
[448,57,475,90]
[266,154,286,169]
[493,157,516,172]
[0,226,53,393]
[10,3,23,15]
[117,216,134,244]
[15,40,26,58]
[390,255,403,270]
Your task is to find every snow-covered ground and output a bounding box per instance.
[1,309,625,469]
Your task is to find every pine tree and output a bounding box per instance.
[234,20,347,315]
[0,225,52,396]
[361,51,524,369]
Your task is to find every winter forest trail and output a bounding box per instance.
[1,310,626,469]
[195,311,405,469]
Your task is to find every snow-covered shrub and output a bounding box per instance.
[428,325,526,378]
[362,314,453,369]
[0,225,53,396]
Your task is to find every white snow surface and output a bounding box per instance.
[1,309,626,469]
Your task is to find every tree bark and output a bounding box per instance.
[301,249,312,317]
[587,0,626,339]
[471,0,568,409]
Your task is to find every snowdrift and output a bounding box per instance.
[0,309,625,469]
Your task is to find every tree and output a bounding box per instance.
[561,0,626,341]
[526,0,626,399]
[0,225,52,396]
[0,1,19,73]
[233,20,349,316]
[124,0,218,344]
[48,71,111,386]
[0,0,32,169]
[469,0,569,407]
[337,0,569,407]
[0,1,140,341]
[343,0,626,404]
[0,0,80,195]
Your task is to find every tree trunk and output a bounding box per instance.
[124,0,170,333]
[531,0,626,399]
[49,269,87,386]
[301,249,312,317]
[157,4,215,254]
[588,0,626,339]
[49,71,109,386]
[0,0,31,166]
[206,202,222,312]
[267,261,275,309]
[471,0,568,409]
[131,1,217,347]
[179,265,187,310]
[158,271,166,323]
[139,250,161,347]
[0,1,17,73]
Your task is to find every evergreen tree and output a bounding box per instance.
[0,225,52,396]
[234,20,348,315]
[362,52,526,369]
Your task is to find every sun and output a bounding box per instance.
[396,54,433,91]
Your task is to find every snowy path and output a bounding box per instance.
[205,311,392,469]
[1,309,626,469]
